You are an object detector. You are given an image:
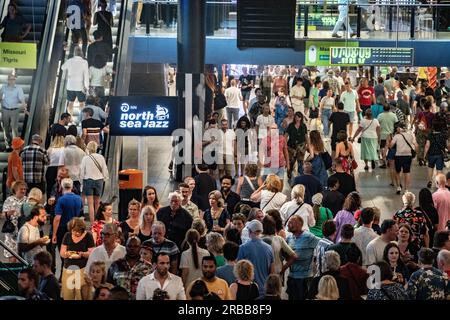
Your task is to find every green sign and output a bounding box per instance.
[305,41,358,66]
[329,47,414,66]
[0,42,37,69]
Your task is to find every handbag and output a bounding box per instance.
[400,133,416,159]
[1,216,15,234]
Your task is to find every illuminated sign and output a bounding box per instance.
[329,47,414,66]
[109,96,178,136]
[0,42,37,69]
[305,41,358,66]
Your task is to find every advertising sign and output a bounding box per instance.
[0,42,37,69]
[329,47,414,66]
[108,96,178,136]
[305,41,358,66]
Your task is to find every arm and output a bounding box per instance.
[283,142,290,171]
[181,268,189,287]
[236,177,243,195]
[229,283,237,300]
[351,125,364,141]
[250,183,265,202]
[60,244,68,259]
[18,228,46,253]
[424,140,430,157]
[52,215,61,243]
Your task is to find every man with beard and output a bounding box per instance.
[107,236,152,299]
[18,268,49,300]
[220,175,240,215]
[157,192,193,250]
[186,255,231,300]
[179,183,200,219]
[17,205,48,264]
[136,253,186,300]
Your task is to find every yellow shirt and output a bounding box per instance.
[186,277,232,300]
[418,67,428,80]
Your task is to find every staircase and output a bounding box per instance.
[65,0,122,126]
[0,0,49,201]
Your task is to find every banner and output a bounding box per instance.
[305,41,358,66]
[0,42,37,69]
[109,96,179,136]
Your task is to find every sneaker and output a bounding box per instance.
[427,181,432,188]
[350,32,357,38]
[364,165,369,171]
[396,187,401,195]
[332,33,342,38]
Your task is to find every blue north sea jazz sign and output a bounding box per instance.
[109,96,178,136]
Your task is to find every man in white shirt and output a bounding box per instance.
[59,135,86,191]
[224,79,242,128]
[352,208,378,266]
[218,119,236,177]
[61,46,89,115]
[17,206,48,264]
[290,78,307,114]
[85,224,126,273]
[366,219,398,266]
[136,253,186,300]
[340,81,361,137]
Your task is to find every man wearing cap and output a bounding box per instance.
[0,73,27,150]
[20,134,49,193]
[236,219,274,297]
[6,137,24,190]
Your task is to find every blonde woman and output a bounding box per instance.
[46,135,65,198]
[203,191,230,234]
[316,275,339,300]
[60,218,95,300]
[230,259,259,300]
[250,174,287,214]
[206,232,226,267]
[81,261,110,300]
[80,141,109,224]
[279,184,315,230]
[137,205,156,243]
[20,187,43,222]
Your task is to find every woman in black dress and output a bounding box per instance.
[94,0,113,50]
[229,260,260,300]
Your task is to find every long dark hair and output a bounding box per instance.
[142,185,160,209]
[383,242,406,269]
[95,202,112,221]
[186,229,201,269]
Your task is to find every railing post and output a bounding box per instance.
[410,6,415,39]
[303,5,308,38]
[357,6,361,38]
[388,4,393,32]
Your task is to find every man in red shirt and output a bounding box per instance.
[357,78,375,119]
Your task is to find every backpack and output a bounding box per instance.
[320,151,333,170]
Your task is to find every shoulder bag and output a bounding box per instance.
[283,202,305,227]
[261,192,277,211]
[400,133,416,158]
[89,154,106,179]
[357,119,374,143]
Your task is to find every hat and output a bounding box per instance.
[247,220,263,233]
[32,134,42,142]
[327,70,334,75]
[11,137,24,149]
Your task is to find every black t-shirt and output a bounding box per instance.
[50,123,67,138]
[223,191,241,215]
[292,174,323,205]
[332,172,356,198]
[302,78,312,98]
[329,112,350,142]
[38,274,61,300]
[62,232,95,269]
[193,173,217,211]
[81,118,104,130]
[157,206,193,250]
[322,189,345,216]
[327,243,361,266]
[214,92,227,110]
[239,75,253,92]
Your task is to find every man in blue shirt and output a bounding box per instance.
[237,220,274,296]
[0,73,26,149]
[286,215,320,300]
[51,178,83,250]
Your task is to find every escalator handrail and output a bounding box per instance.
[0,0,10,24]
[0,240,29,267]
[23,0,62,145]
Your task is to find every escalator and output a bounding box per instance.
[0,0,49,201]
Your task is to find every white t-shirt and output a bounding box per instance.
[85,244,126,274]
[359,118,380,139]
[366,237,390,266]
[279,200,315,230]
[219,129,236,156]
[179,247,211,286]
[260,190,287,213]
[17,223,44,264]
[340,90,358,112]
[61,56,89,91]
[59,145,86,182]
[391,131,416,156]
[224,86,242,108]
[255,115,275,139]
[89,65,113,87]
[47,147,64,167]
[352,226,378,266]
[321,96,335,109]
[80,153,109,181]
[290,85,306,106]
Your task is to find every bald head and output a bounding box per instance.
[437,249,450,271]
[436,173,446,188]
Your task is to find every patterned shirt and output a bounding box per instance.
[367,283,408,300]
[143,238,180,264]
[20,144,49,183]
[407,267,450,300]
[313,237,334,276]
[393,207,427,247]
[26,289,50,300]
[107,258,153,299]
